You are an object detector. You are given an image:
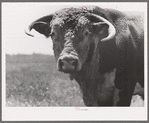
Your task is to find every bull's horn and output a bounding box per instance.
[25,14,53,37]
[90,14,116,41]
[25,25,34,37]
[25,22,47,37]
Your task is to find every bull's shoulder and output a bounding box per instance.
[104,8,127,23]
[104,9,144,29]
[103,9,144,51]
[124,12,144,45]
[124,11,144,27]
[124,11,144,21]
[105,9,144,36]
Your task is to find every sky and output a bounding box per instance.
[2,2,147,55]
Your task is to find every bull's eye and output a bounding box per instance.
[50,31,60,42]
[50,32,58,41]
[50,32,55,37]
[85,32,88,36]
[84,30,91,36]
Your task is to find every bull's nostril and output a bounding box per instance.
[59,59,64,67]
[71,60,77,67]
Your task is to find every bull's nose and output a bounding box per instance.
[58,57,78,73]
[59,59,77,67]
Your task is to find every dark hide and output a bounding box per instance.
[25,6,144,106]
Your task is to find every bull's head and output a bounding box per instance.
[25,10,116,75]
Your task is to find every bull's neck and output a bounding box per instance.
[72,39,118,106]
[74,48,101,106]
[75,39,117,83]
[75,48,100,85]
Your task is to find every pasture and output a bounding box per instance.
[5,54,144,107]
[6,54,85,106]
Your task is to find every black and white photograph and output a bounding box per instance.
[2,2,147,121]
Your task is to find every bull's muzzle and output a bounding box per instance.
[57,55,81,73]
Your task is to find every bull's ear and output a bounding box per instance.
[25,14,53,37]
[88,14,116,41]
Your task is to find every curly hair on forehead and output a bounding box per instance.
[53,8,89,30]
[52,6,109,30]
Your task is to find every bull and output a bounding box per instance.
[25,6,144,106]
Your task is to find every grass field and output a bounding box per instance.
[5,54,144,107]
[6,54,85,107]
